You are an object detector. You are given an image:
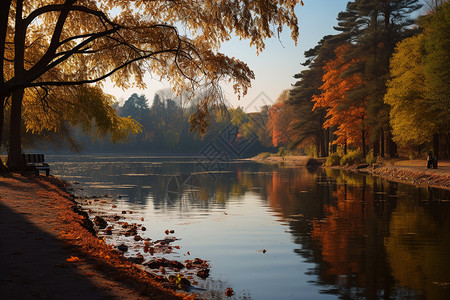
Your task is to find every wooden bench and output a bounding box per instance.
[23,154,50,176]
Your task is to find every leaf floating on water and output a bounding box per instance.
[225,288,234,297]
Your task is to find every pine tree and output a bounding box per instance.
[287,35,341,156]
[334,0,422,158]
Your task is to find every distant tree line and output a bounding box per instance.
[265,0,450,160]
[4,0,448,163]
[58,91,275,156]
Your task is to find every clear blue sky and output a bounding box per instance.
[220,0,350,112]
[106,0,426,112]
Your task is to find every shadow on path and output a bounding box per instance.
[0,202,112,300]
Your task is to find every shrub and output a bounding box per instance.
[366,150,376,165]
[277,147,286,157]
[340,149,364,166]
[304,145,317,158]
[325,152,341,166]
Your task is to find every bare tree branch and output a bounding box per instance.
[28,49,182,88]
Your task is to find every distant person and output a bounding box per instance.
[427,151,438,169]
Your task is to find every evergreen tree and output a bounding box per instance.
[335,0,422,157]
[287,36,340,157]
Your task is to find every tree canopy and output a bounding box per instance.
[1,0,301,170]
[385,1,450,157]
[384,34,433,147]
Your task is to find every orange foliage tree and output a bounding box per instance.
[312,44,368,154]
[266,90,297,148]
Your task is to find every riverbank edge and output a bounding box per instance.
[249,155,450,190]
[349,165,450,190]
[0,173,192,300]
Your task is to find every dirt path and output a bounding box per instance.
[251,155,450,190]
[366,160,450,190]
[0,174,186,300]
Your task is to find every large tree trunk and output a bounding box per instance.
[0,1,12,172]
[324,128,330,157]
[361,129,366,158]
[433,133,439,160]
[320,129,327,157]
[444,133,450,160]
[7,89,25,170]
[373,134,380,157]
[7,1,26,171]
[0,98,5,173]
[386,130,398,158]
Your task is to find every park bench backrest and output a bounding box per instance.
[23,154,45,164]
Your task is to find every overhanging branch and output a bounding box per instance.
[28,48,182,88]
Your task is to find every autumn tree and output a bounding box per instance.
[287,35,340,157]
[333,0,422,158]
[421,1,450,158]
[267,90,297,148]
[384,35,432,150]
[1,0,301,170]
[385,1,450,158]
[313,44,368,155]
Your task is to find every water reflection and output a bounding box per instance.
[49,155,450,299]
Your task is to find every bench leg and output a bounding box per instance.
[46,170,50,176]
[35,169,39,176]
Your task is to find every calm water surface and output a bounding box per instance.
[47,155,450,300]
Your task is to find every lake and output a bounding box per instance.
[47,154,450,300]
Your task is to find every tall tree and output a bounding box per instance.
[267,91,296,148]
[121,94,150,123]
[335,0,422,158]
[313,44,368,155]
[287,35,340,157]
[421,1,450,158]
[1,0,301,170]
[386,2,450,158]
[384,35,433,149]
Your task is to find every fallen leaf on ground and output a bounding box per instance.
[67,256,80,262]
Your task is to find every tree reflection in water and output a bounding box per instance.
[51,156,450,299]
[263,167,450,300]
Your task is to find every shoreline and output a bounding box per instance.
[250,155,450,190]
[248,155,326,166]
[356,164,450,190]
[1,157,449,298]
[0,174,189,299]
